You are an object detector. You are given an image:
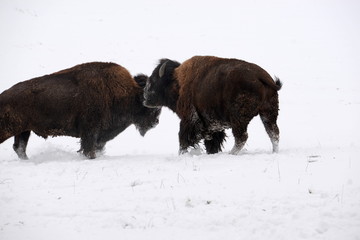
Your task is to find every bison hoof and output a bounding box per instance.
[13,147,29,160]
[229,146,242,155]
[179,145,202,156]
[18,154,29,160]
[272,141,279,153]
[189,147,202,156]
[178,148,188,155]
[83,151,96,159]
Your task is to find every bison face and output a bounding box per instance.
[143,59,180,108]
[134,73,162,136]
[135,107,161,136]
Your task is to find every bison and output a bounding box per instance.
[143,56,282,155]
[0,62,161,159]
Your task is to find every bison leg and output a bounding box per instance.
[80,133,98,159]
[230,115,254,155]
[259,97,280,153]
[204,131,226,154]
[178,119,202,154]
[230,130,248,155]
[96,141,106,152]
[77,147,83,153]
[13,131,31,160]
[77,141,106,154]
[230,93,262,154]
[261,118,279,153]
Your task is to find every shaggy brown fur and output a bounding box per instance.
[144,56,282,154]
[0,62,161,159]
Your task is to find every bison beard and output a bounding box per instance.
[144,56,282,155]
[0,62,161,159]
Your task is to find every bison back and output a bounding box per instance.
[175,56,274,116]
[0,62,140,137]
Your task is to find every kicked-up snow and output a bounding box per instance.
[1,0,360,239]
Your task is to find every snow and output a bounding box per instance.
[1,0,360,239]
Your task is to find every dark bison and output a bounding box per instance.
[0,62,161,159]
[143,56,282,155]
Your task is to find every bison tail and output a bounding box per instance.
[274,76,282,91]
[259,75,282,91]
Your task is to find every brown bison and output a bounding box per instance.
[0,62,161,159]
[143,56,282,155]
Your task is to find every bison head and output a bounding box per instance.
[143,59,180,109]
[134,74,162,136]
[135,106,161,136]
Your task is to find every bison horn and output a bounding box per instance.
[159,61,167,78]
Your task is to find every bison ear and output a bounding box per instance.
[134,74,148,88]
[159,61,168,78]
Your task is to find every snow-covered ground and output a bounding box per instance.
[1,0,360,239]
